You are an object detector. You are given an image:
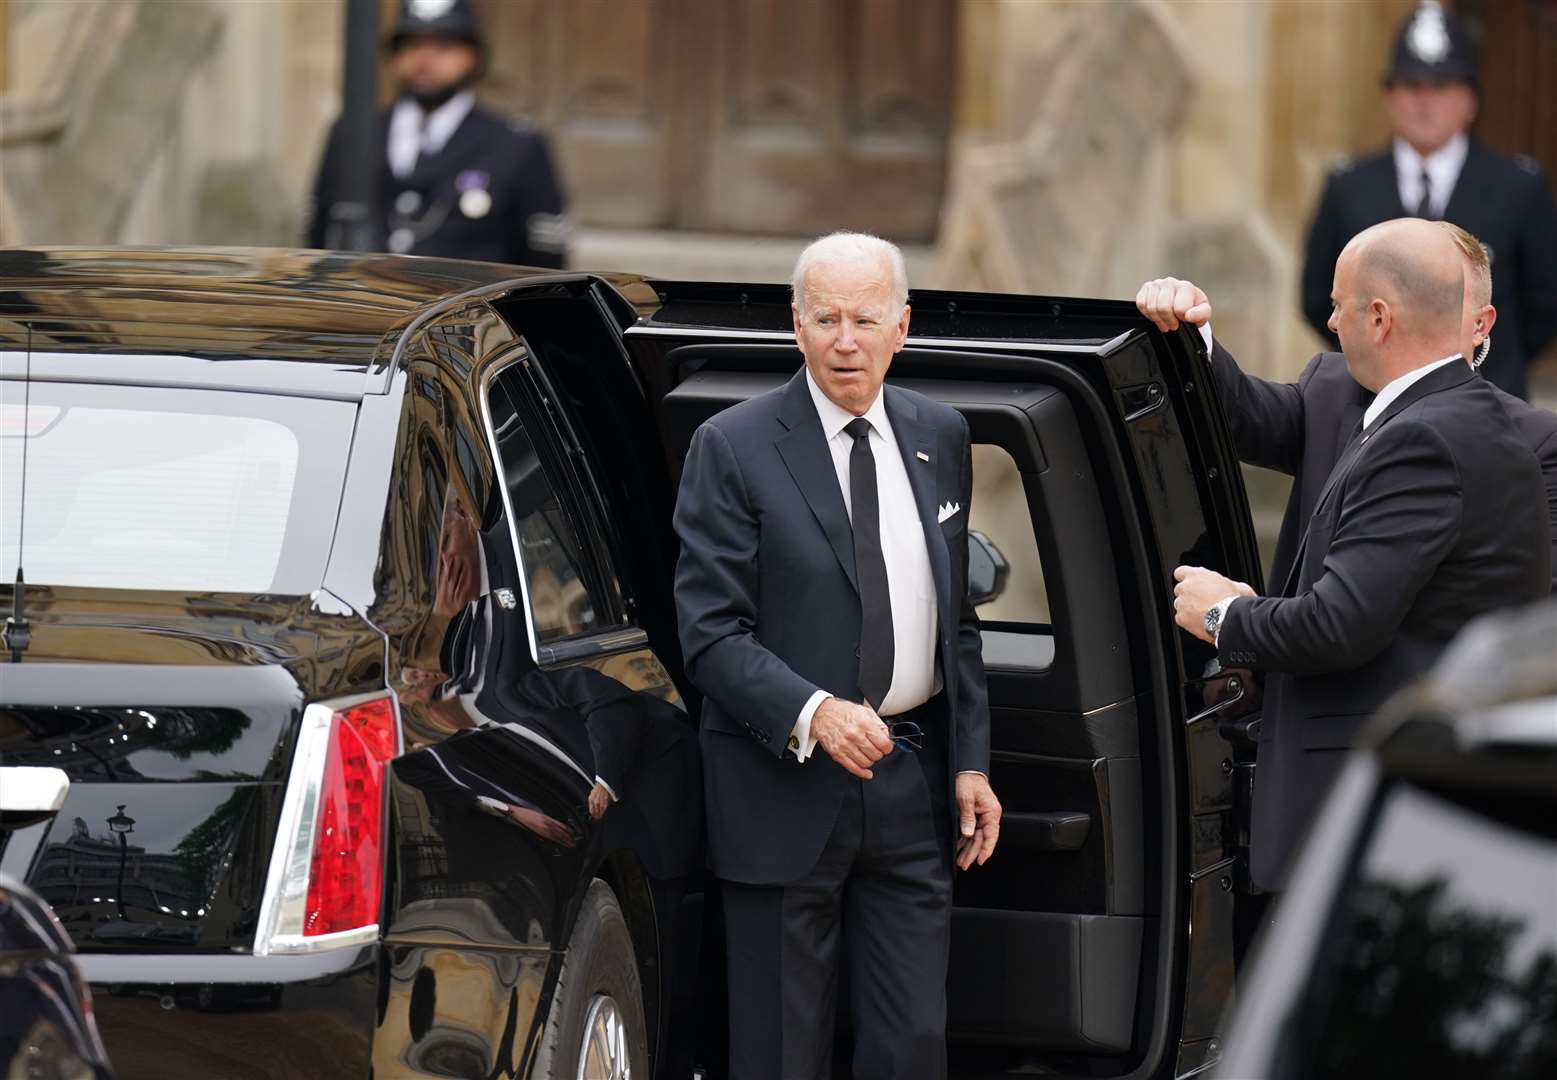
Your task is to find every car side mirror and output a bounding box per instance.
[967,530,1009,606]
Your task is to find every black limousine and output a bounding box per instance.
[0,247,1263,1079]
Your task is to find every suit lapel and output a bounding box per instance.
[1280,359,1472,595]
[774,371,859,595]
[884,387,951,642]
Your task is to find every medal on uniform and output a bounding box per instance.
[457,170,491,219]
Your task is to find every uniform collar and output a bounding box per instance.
[1392,132,1468,213]
[390,90,476,157]
[804,367,892,442]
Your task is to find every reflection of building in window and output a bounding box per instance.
[969,444,1049,625]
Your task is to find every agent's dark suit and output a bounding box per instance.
[1301,142,1557,400]
[1213,358,1549,888]
[307,103,567,268]
[1210,341,1557,593]
[673,370,989,1077]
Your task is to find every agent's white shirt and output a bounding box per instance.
[388,91,476,180]
[1394,133,1468,220]
[790,369,940,761]
[1363,354,1462,429]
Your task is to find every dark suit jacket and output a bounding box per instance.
[307,103,567,268]
[1301,141,1557,399]
[1211,341,1557,592]
[1214,358,1549,888]
[673,371,990,885]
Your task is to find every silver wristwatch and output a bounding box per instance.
[1204,597,1235,642]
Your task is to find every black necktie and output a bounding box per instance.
[1413,167,1434,219]
[846,418,894,710]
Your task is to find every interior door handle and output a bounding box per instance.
[1003,810,1091,852]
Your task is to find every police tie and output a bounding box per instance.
[846,417,894,711]
[1413,167,1434,219]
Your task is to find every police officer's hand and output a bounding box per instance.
[811,697,894,780]
[1136,277,1213,332]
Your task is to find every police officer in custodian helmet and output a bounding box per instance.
[1300,0,1557,400]
[306,0,570,268]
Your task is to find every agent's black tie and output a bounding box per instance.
[1413,167,1434,219]
[846,417,894,710]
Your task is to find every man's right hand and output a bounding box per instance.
[811,697,894,780]
[1136,277,1213,332]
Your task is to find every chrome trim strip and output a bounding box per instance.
[0,766,70,813]
[536,627,649,666]
[623,322,1123,355]
[79,946,376,983]
[476,356,543,665]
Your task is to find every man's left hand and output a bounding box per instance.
[1173,565,1255,643]
[954,772,1001,870]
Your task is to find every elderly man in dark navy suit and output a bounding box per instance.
[1141,219,1548,894]
[673,232,1001,1078]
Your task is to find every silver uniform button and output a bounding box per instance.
[388,228,415,254]
[394,190,422,215]
[459,187,492,220]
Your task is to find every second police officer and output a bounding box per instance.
[307,0,570,269]
[1300,0,1557,400]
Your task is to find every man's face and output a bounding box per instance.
[1385,79,1477,156]
[391,36,481,99]
[792,258,910,416]
[1329,251,1377,386]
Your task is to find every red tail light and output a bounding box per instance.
[303,697,396,937]
[254,692,400,955]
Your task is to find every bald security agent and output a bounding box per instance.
[1155,220,1549,891]
[1300,1,1557,400]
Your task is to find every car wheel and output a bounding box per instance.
[533,879,647,1080]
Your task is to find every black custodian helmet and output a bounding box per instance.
[389,0,483,52]
[1383,1,1478,88]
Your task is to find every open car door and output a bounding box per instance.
[625,281,1264,1080]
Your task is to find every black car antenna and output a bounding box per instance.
[3,321,34,662]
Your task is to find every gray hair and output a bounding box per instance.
[790,231,909,315]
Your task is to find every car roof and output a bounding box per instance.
[0,247,638,399]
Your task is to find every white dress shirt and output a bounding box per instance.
[1363,354,1461,429]
[790,370,940,761]
[1393,133,1468,220]
[388,91,476,180]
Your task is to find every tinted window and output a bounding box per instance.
[0,382,353,593]
[485,367,599,644]
[1278,781,1557,1080]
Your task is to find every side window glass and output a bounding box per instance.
[486,367,600,644]
[969,443,1050,625]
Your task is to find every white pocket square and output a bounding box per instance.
[937,501,960,524]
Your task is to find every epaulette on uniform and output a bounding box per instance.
[1514,153,1541,176]
[507,116,538,137]
[1328,153,1356,176]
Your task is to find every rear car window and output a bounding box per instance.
[1,382,355,594]
[1276,780,1557,1080]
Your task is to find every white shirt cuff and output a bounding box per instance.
[1198,322,1214,354]
[791,690,829,762]
[593,776,618,802]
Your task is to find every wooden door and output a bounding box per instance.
[481,0,955,240]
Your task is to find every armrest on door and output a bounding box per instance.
[1003,810,1091,852]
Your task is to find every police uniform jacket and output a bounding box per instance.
[1301,141,1557,399]
[308,102,568,269]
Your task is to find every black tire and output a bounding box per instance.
[533,879,649,1079]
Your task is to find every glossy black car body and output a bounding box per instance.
[1218,599,1557,1080]
[0,247,1265,1079]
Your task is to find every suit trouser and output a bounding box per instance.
[720,704,953,1080]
